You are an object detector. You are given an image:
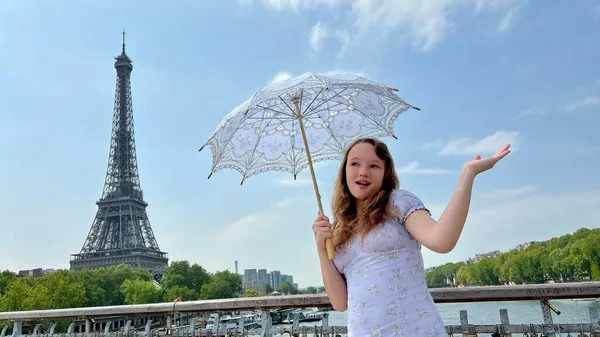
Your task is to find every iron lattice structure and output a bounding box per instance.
[70,34,168,280]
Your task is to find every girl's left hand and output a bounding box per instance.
[464,144,511,176]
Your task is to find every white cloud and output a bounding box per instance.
[334,29,350,56]
[423,130,519,156]
[320,68,368,78]
[395,161,454,175]
[243,0,525,52]
[494,3,523,34]
[514,106,549,119]
[242,0,342,11]
[270,72,293,83]
[211,195,324,287]
[564,96,600,112]
[517,81,600,119]
[310,21,328,52]
[421,188,600,269]
[268,69,369,85]
[481,185,537,200]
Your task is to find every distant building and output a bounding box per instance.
[466,250,502,264]
[270,270,281,289]
[241,267,297,295]
[18,268,56,277]
[281,274,294,285]
[515,241,537,251]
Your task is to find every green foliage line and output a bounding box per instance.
[425,227,600,288]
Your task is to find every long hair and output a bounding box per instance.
[331,137,401,249]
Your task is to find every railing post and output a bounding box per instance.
[459,310,469,337]
[322,313,329,336]
[32,325,40,336]
[49,323,57,336]
[144,319,153,337]
[213,312,221,337]
[124,320,132,334]
[11,322,22,337]
[104,321,112,334]
[539,300,556,337]
[499,309,512,337]
[1,326,8,337]
[260,310,272,337]
[237,316,245,336]
[292,315,299,333]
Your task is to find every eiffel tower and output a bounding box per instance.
[70,33,169,281]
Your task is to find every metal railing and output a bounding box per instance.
[1,281,599,336]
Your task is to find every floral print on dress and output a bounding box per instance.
[333,189,446,336]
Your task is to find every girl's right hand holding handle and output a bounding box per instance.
[312,212,333,252]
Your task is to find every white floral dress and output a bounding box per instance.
[333,189,446,337]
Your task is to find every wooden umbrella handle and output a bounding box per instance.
[294,99,336,260]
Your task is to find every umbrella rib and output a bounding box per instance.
[300,88,350,154]
[311,85,400,137]
[278,94,302,176]
[303,86,349,117]
[276,96,297,116]
[244,116,297,122]
[255,104,296,118]
[303,101,345,118]
[348,99,400,137]
[299,87,325,117]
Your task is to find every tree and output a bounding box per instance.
[277,281,295,295]
[199,270,242,300]
[0,270,17,296]
[121,279,161,304]
[306,287,317,294]
[245,289,259,297]
[161,261,211,300]
[426,227,600,286]
[164,286,195,302]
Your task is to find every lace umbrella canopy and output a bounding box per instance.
[199,73,420,259]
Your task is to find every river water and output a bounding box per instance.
[298,299,600,327]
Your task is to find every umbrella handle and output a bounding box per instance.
[325,239,335,260]
[293,98,335,260]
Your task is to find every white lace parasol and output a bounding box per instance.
[199,72,420,259]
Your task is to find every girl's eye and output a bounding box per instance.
[351,162,359,166]
[371,164,380,168]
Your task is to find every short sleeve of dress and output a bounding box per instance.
[391,189,431,224]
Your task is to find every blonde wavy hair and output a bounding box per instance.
[331,137,401,249]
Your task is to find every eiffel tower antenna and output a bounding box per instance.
[70,33,169,281]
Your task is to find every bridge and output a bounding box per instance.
[1,281,600,336]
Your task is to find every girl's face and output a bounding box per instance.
[345,142,385,207]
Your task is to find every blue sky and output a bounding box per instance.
[1,0,599,288]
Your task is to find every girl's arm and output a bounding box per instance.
[404,144,511,253]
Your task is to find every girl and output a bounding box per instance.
[312,137,511,336]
